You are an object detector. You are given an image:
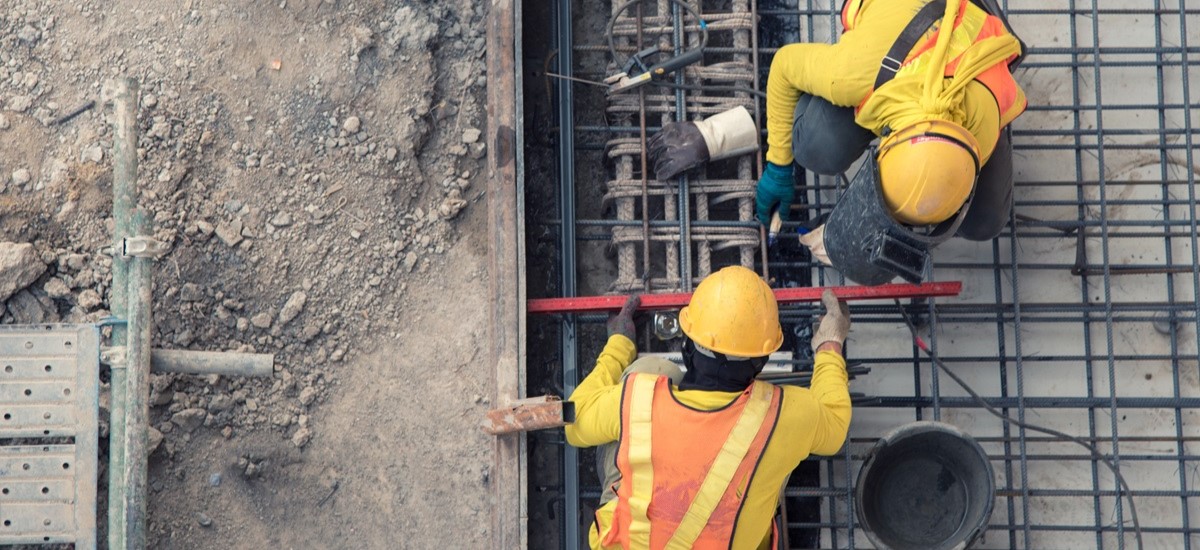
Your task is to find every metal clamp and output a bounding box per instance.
[121,236,170,259]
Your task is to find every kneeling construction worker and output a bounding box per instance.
[650,0,1026,284]
[566,266,852,549]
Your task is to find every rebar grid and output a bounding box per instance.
[544,0,1200,548]
[602,0,762,293]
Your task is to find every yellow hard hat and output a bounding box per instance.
[877,120,981,226]
[678,266,783,357]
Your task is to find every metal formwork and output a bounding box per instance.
[539,0,1200,548]
[0,325,100,549]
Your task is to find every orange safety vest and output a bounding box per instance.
[844,0,1027,135]
[601,373,783,550]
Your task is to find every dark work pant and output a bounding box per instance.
[791,94,1014,240]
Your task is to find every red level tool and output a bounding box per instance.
[527,282,962,314]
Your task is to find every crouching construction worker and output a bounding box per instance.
[649,0,1026,285]
[566,266,852,549]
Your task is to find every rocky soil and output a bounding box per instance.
[0,1,495,547]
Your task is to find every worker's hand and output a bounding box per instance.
[755,162,795,225]
[649,106,758,181]
[606,295,641,341]
[798,224,832,266]
[648,121,709,180]
[811,289,850,352]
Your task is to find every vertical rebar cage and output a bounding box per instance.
[542,0,1200,548]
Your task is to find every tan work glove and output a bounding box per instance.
[811,289,851,352]
[798,224,832,266]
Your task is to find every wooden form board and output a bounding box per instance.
[486,0,527,547]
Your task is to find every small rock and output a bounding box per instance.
[7,95,32,113]
[171,408,207,432]
[143,94,158,109]
[0,242,46,302]
[221,426,234,439]
[77,289,102,310]
[208,472,222,487]
[197,513,213,528]
[291,427,313,448]
[342,116,361,134]
[179,282,204,302]
[43,278,71,299]
[11,169,31,186]
[403,252,418,272]
[7,290,50,324]
[278,291,307,325]
[250,312,273,329]
[81,145,103,163]
[269,212,293,227]
[195,220,215,239]
[148,427,164,454]
[0,114,9,130]
[215,220,244,247]
[439,189,468,220]
[17,25,40,44]
[298,386,317,406]
[462,128,481,144]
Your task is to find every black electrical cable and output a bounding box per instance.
[606,0,709,73]
[894,299,1144,549]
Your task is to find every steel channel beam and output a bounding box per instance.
[554,0,580,545]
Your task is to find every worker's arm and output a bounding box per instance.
[806,347,853,455]
[765,43,851,166]
[564,334,637,448]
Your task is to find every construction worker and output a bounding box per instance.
[649,0,1026,285]
[763,0,1027,283]
[566,266,852,549]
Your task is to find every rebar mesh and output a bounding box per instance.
[602,0,763,292]
[541,0,1200,548]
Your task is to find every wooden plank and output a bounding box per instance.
[486,0,526,547]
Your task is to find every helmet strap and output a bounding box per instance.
[679,338,768,392]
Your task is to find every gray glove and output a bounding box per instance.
[606,295,641,341]
[648,106,759,180]
[811,290,850,352]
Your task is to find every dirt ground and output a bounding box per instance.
[0,1,495,547]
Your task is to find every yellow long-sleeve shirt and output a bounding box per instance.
[764,0,1001,167]
[566,335,852,549]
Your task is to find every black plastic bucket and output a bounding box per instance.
[856,421,995,550]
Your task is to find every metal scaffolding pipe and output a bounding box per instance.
[106,76,138,550]
[150,349,274,377]
[120,210,153,548]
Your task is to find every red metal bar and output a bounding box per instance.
[527,281,963,314]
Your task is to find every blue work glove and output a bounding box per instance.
[755,162,795,226]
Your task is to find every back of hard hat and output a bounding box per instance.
[678,266,783,357]
[877,120,981,226]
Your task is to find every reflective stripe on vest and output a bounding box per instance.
[853,0,1027,131]
[604,374,783,549]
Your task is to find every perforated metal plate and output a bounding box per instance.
[0,325,99,549]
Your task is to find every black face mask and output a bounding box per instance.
[679,338,768,392]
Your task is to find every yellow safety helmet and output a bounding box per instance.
[877,120,982,226]
[678,266,783,357]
